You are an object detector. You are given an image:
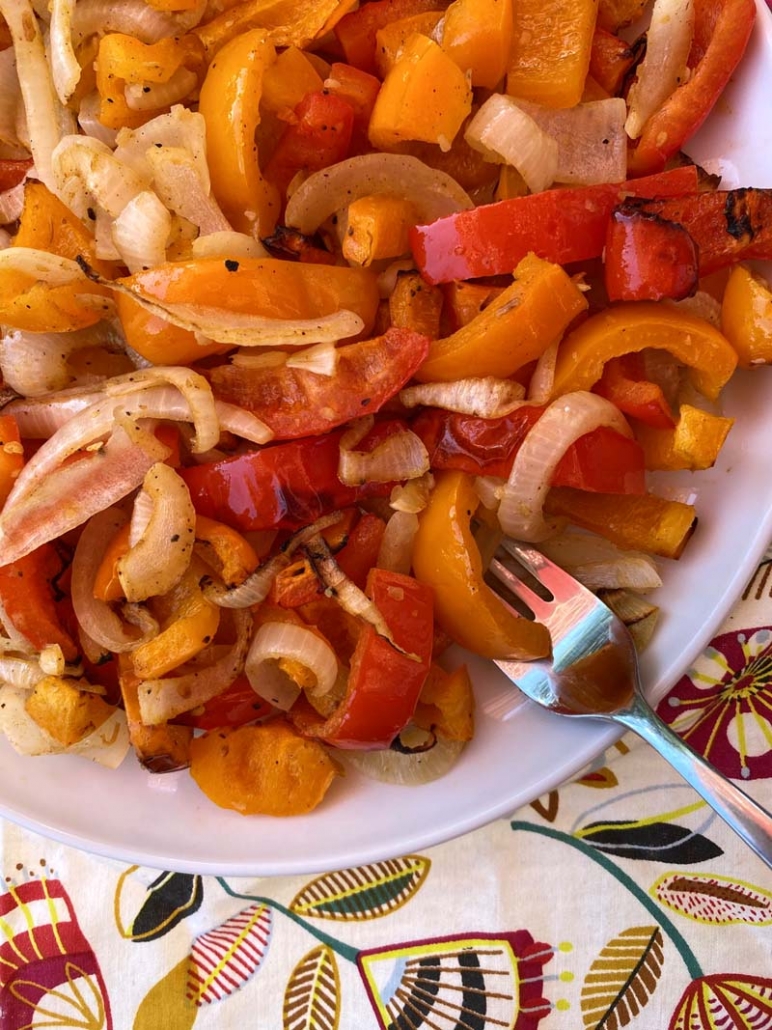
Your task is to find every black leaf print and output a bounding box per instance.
[129,872,204,942]
[580,821,723,863]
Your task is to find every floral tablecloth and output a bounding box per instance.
[1,552,772,1030]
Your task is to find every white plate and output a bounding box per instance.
[2,3,772,876]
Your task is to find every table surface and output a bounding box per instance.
[1,548,771,1029]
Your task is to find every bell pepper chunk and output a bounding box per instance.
[414,406,646,494]
[590,28,643,96]
[389,271,444,338]
[597,0,648,31]
[410,165,699,283]
[593,354,676,429]
[118,257,380,335]
[413,470,551,660]
[374,12,445,78]
[550,302,738,402]
[604,203,699,303]
[634,404,734,471]
[292,568,434,749]
[333,0,445,74]
[0,544,79,661]
[368,34,472,151]
[198,28,279,237]
[341,194,418,267]
[415,252,587,382]
[506,0,597,108]
[441,0,512,89]
[623,189,772,277]
[193,0,356,56]
[544,488,697,559]
[114,293,229,366]
[175,674,273,730]
[721,265,772,369]
[180,430,394,532]
[628,0,756,176]
[260,45,324,114]
[0,159,32,192]
[413,663,474,741]
[265,90,355,196]
[209,327,430,438]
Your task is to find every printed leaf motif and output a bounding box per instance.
[187,903,272,1005]
[290,856,430,921]
[580,820,723,863]
[652,872,772,925]
[577,767,618,789]
[116,870,204,942]
[530,791,559,822]
[669,974,772,1030]
[9,961,107,1030]
[283,945,340,1030]
[134,957,198,1030]
[358,930,553,1030]
[580,926,664,1029]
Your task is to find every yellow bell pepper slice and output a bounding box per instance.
[634,405,735,472]
[721,265,772,369]
[550,303,738,402]
[260,45,324,115]
[341,194,418,267]
[114,293,229,366]
[374,11,445,78]
[198,28,280,238]
[412,470,551,660]
[506,0,597,108]
[415,252,588,382]
[368,33,472,151]
[193,0,356,57]
[441,0,513,89]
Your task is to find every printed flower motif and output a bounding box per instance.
[357,930,554,1030]
[656,627,772,779]
[669,973,772,1030]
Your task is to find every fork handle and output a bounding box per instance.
[617,697,772,869]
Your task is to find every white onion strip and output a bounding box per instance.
[245,622,338,710]
[465,95,558,194]
[0,247,86,285]
[0,656,48,689]
[0,419,170,567]
[400,377,526,418]
[51,135,148,221]
[71,0,178,43]
[376,511,419,575]
[497,391,633,542]
[138,609,251,725]
[626,0,694,140]
[146,146,231,236]
[110,190,171,273]
[338,418,429,486]
[71,508,149,653]
[50,0,80,104]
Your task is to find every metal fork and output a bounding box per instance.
[485,537,772,869]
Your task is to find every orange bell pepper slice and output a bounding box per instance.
[441,0,513,89]
[260,45,323,115]
[117,256,380,334]
[722,265,772,369]
[551,302,738,403]
[413,662,474,741]
[0,544,79,661]
[373,11,444,78]
[389,271,443,339]
[412,470,551,661]
[634,404,735,472]
[114,293,229,366]
[506,0,597,108]
[193,0,356,58]
[415,252,588,382]
[333,0,442,74]
[590,27,643,96]
[198,28,279,238]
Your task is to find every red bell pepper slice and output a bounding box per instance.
[604,202,699,302]
[265,91,355,196]
[0,544,79,661]
[180,428,396,532]
[616,188,772,276]
[628,0,756,176]
[593,354,677,429]
[292,568,434,749]
[410,166,699,284]
[0,159,32,192]
[209,327,430,439]
[175,674,274,731]
[413,405,646,494]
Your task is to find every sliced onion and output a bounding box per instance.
[527,341,559,403]
[0,655,47,689]
[0,684,129,765]
[246,622,338,710]
[666,290,722,327]
[145,145,231,235]
[71,508,147,653]
[0,419,169,567]
[104,367,219,452]
[0,228,11,250]
[0,48,23,149]
[285,153,473,235]
[342,736,465,784]
[229,350,287,369]
[205,512,345,608]
[191,231,268,260]
[0,247,85,285]
[285,341,339,377]
[111,190,171,273]
[77,91,118,147]
[626,0,694,140]
[214,400,273,444]
[0,182,24,225]
[497,392,633,542]
[1,0,73,191]
[118,463,195,602]
[138,609,251,725]
[339,418,429,486]
[113,106,209,191]
[125,67,198,111]
[598,588,660,652]
[39,643,66,676]
[52,135,148,220]
[474,474,506,511]
[400,377,525,418]
[71,0,178,43]
[0,328,91,396]
[538,530,662,591]
[465,95,558,195]
[514,98,628,186]
[377,510,419,575]
[50,0,80,104]
[389,472,435,514]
